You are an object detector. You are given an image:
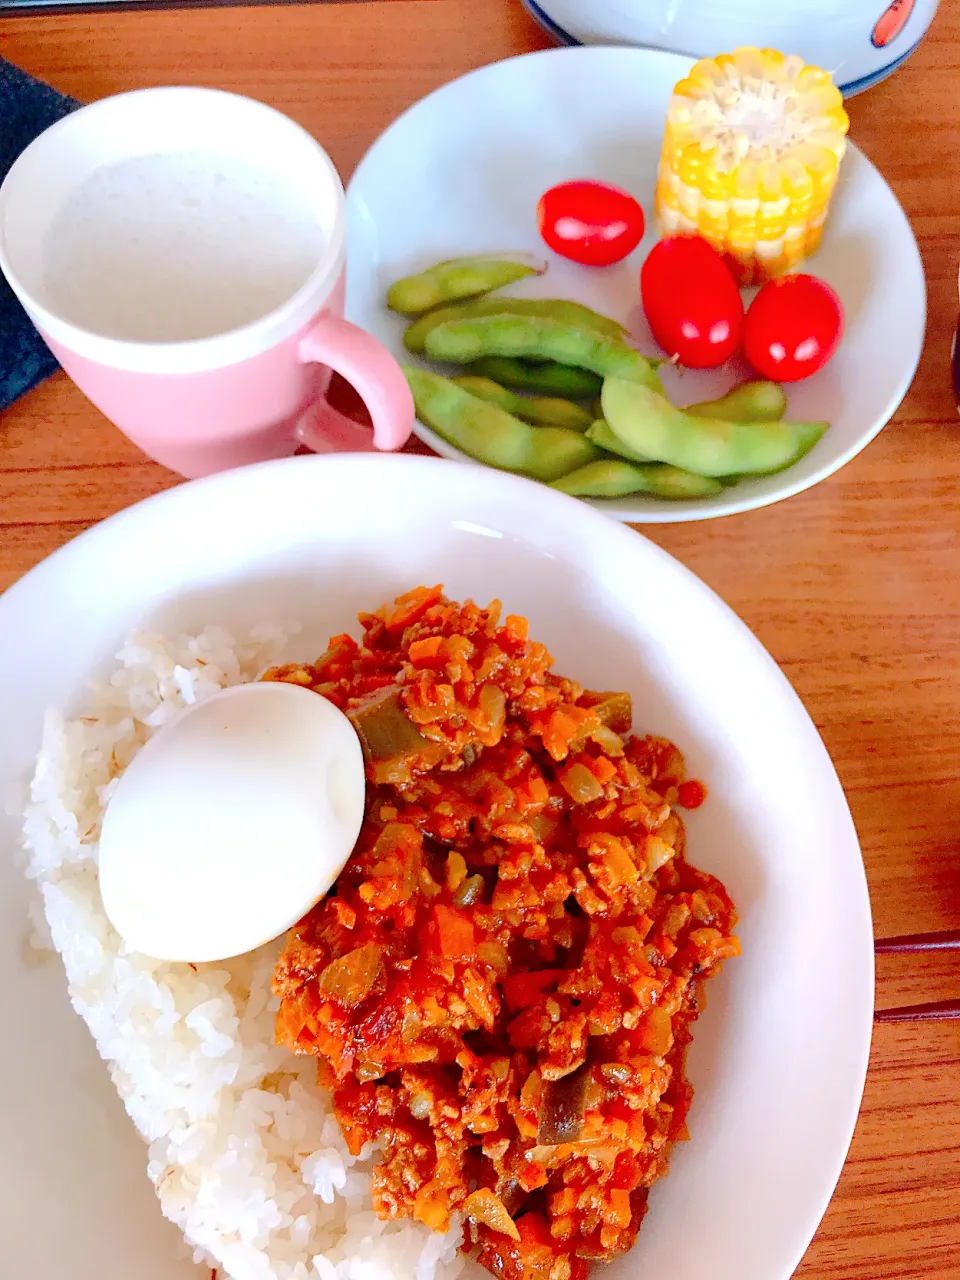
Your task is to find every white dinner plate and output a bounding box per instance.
[345,46,925,523]
[0,454,872,1280]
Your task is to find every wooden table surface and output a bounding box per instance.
[1,0,959,1275]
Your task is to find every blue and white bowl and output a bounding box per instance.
[522,0,939,96]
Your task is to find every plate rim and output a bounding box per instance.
[520,0,580,47]
[518,0,931,96]
[345,43,926,525]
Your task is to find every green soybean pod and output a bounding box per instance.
[687,380,788,423]
[452,376,593,431]
[585,417,652,463]
[387,254,546,316]
[522,427,601,482]
[424,315,662,389]
[403,297,626,354]
[550,460,723,499]
[450,375,522,413]
[405,366,532,471]
[403,366,598,482]
[465,357,603,400]
[601,378,827,478]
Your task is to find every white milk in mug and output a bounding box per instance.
[43,152,326,342]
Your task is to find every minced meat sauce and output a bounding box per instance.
[267,587,739,1279]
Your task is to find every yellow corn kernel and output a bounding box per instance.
[655,46,849,285]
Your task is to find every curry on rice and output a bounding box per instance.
[268,587,739,1280]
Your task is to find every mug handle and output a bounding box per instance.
[294,313,415,455]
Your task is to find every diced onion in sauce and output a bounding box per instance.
[463,1188,521,1240]
[318,942,382,1008]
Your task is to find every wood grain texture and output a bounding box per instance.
[0,0,958,1275]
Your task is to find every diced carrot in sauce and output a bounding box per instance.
[539,708,593,761]
[515,772,550,811]
[408,635,445,664]
[429,904,476,959]
[588,755,618,785]
[501,969,564,1013]
[383,584,444,634]
[503,614,528,642]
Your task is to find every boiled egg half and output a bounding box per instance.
[98,681,366,963]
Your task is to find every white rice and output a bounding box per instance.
[20,625,466,1280]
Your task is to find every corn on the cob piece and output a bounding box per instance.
[655,47,849,286]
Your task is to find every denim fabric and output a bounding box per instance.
[0,59,78,411]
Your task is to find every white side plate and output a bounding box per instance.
[346,46,925,523]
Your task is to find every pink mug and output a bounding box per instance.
[0,87,413,479]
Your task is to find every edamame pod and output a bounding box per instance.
[387,254,545,316]
[405,367,529,470]
[550,460,723,499]
[452,376,593,431]
[465,357,602,399]
[661,382,781,489]
[524,428,603,482]
[601,379,827,478]
[687,380,787,423]
[425,316,662,390]
[404,297,626,354]
[586,417,652,463]
[404,367,599,482]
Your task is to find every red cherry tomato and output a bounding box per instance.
[744,274,844,382]
[640,235,744,368]
[537,181,645,267]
